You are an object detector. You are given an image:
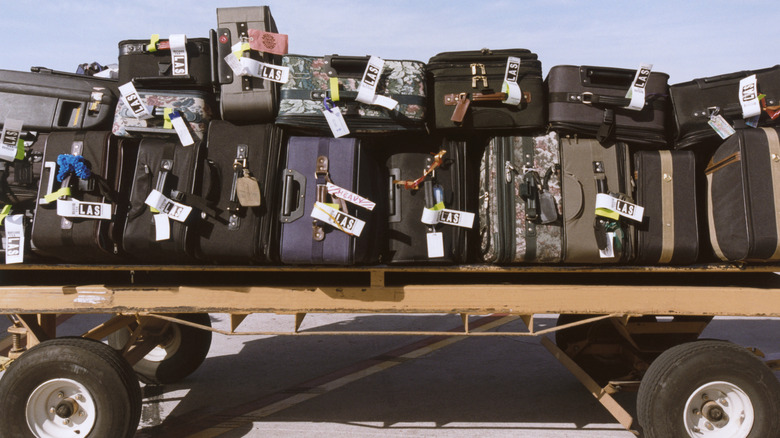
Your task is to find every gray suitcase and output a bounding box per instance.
[215,6,279,123]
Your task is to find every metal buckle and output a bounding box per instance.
[581,92,594,105]
[470,63,488,88]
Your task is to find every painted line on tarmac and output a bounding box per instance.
[150,314,519,438]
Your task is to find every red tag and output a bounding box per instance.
[760,95,780,120]
[247,29,288,56]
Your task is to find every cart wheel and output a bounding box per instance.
[0,337,141,438]
[637,340,780,438]
[108,313,212,385]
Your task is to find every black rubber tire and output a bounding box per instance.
[637,340,780,438]
[108,313,212,385]
[0,337,141,438]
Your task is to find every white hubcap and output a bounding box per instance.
[684,381,754,437]
[26,378,97,438]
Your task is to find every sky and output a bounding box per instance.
[1,0,778,84]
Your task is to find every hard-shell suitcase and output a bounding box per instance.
[215,6,279,123]
[0,67,118,132]
[112,89,214,141]
[118,36,213,90]
[31,131,134,263]
[278,136,384,264]
[547,65,670,147]
[384,137,471,264]
[277,55,427,133]
[479,132,563,263]
[122,137,205,264]
[634,150,699,264]
[192,121,283,264]
[426,48,544,132]
[561,136,634,263]
[706,127,780,262]
[670,65,780,149]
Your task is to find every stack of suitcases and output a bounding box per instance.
[1,5,779,267]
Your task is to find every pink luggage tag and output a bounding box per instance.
[247,29,288,56]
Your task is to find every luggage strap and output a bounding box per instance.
[312,140,348,245]
[444,91,533,124]
[658,151,675,263]
[519,137,538,261]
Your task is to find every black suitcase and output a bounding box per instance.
[122,137,206,264]
[0,132,46,208]
[634,150,699,264]
[118,36,213,90]
[384,137,472,263]
[31,131,134,263]
[547,65,670,147]
[706,127,780,262]
[192,121,283,264]
[278,136,384,265]
[426,48,544,132]
[670,65,780,149]
[0,67,118,132]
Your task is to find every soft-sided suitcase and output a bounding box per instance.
[122,137,205,264]
[277,55,427,133]
[31,131,134,263]
[547,65,670,147]
[634,150,699,264]
[426,48,544,132]
[215,6,279,123]
[384,137,471,264]
[0,132,46,208]
[670,65,780,149]
[561,136,634,263]
[118,36,213,90]
[193,121,283,264]
[479,132,563,263]
[0,67,118,132]
[705,127,780,262]
[112,89,214,140]
[278,136,384,264]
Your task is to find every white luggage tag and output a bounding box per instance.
[426,232,445,258]
[166,110,195,146]
[438,209,475,229]
[355,56,398,110]
[169,34,188,76]
[595,193,644,222]
[118,82,154,120]
[707,109,736,139]
[145,189,192,223]
[501,56,523,106]
[4,214,24,264]
[321,99,350,138]
[624,63,653,111]
[236,57,290,83]
[56,198,112,220]
[326,182,375,211]
[739,74,761,119]
[153,214,170,241]
[0,119,24,162]
[310,201,365,237]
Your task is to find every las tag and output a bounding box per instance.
[502,56,523,106]
[56,199,112,220]
[322,105,350,138]
[310,202,365,237]
[145,189,192,222]
[595,193,644,222]
[625,63,652,111]
[355,56,398,110]
[169,34,188,76]
[4,214,24,264]
[118,82,153,119]
[427,232,445,258]
[438,209,475,229]
[0,118,23,162]
[739,74,761,119]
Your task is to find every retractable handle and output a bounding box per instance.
[580,66,636,89]
[324,55,371,78]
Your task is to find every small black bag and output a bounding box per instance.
[118,37,213,90]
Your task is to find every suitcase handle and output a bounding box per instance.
[279,168,305,223]
[131,76,197,87]
[580,66,635,89]
[700,71,751,85]
[324,55,370,78]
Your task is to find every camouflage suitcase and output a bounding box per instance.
[276,55,427,133]
[479,132,563,263]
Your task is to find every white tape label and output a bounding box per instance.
[326,182,375,211]
[118,82,153,119]
[169,34,188,76]
[145,189,192,222]
[56,199,112,220]
[625,63,653,111]
[310,202,365,237]
[4,214,24,264]
[0,118,23,162]
[739,74,761,119]
[502,56,523,106]
[595,193,644,222]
